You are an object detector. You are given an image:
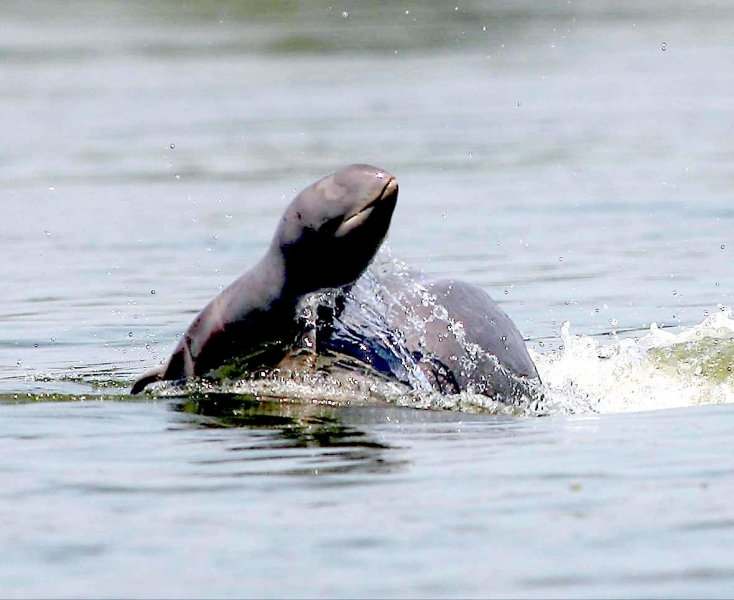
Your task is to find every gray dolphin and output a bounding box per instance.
[131,164,398,394]
[131,164,540,400]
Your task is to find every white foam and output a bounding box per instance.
[535,306,734,414]
[149,307,734,416]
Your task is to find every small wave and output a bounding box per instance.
[149,369,551,417]
[16,309,734,417]
[535,306,734,414]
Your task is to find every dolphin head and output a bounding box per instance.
[276,164,398,294]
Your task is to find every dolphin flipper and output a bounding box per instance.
[131,364,165,395]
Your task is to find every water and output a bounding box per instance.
[3,1,734,596]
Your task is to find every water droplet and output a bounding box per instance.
[661,42,667,51]
[44,231,50,237]
[559,256,563,262]
[504,289,508,295]
[433,305,448,320]
[342,10,348,18]
[721,244,725,250]
[376,171,385,180]
[48,186,55,191]
[468,151,473,158]
[169,143,175,149]
[128,332,133,337]
[175,174,180,180]
[672,290,678,296]
[517,101,522,107]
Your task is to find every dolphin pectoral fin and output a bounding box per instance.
[130,364,165,395]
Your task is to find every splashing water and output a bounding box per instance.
[8,253,733,418]
[536,307,734,414]
[145,249,558,416]
[119,250,734,417]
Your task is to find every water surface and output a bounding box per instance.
[3,1,734,597]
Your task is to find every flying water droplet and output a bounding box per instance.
[433,305,448,320]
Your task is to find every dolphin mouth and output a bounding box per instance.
[335,176,398,237]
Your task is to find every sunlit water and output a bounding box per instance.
[3,1,734,597]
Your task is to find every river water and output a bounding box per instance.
[3,1,734,597]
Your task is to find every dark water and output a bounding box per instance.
[3,1,734,597]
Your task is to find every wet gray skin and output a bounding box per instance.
[131,164,540,400]
[395,277,540,397]
[319,271,540,400]
[131,164,399,394]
